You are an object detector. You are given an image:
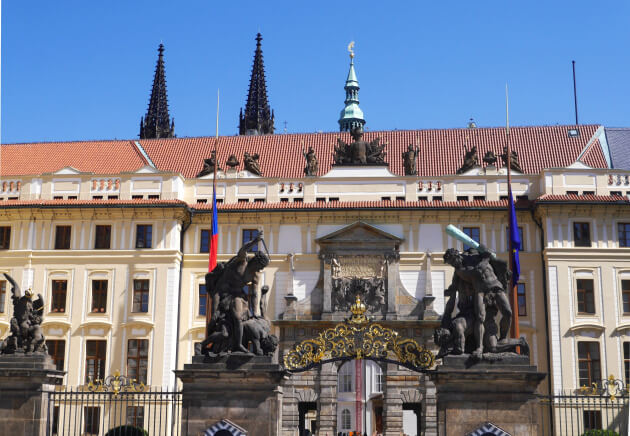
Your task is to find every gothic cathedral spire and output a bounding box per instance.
[338,42,365,132]
[140,44,175,139]
[239,33,274,136]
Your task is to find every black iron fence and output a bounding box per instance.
[537,377,629,436]
[45,373,181,436]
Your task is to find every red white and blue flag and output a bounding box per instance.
[209,188,218,271]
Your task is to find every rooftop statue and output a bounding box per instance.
[482,150,498,166]
[303,146,318,176]
[225,154,240,169]
[456,145,479,174]
[500,146,523,173]
[333,126,386,166]
[196,150,221,177]
[195,232,278,356]
[402,144,419,176]
[434,226,528,361]
[243,152,262,176]
[0,273,47,355]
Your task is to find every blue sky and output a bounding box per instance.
[2,1,629,143]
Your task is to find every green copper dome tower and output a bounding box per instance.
[338,42,366,132]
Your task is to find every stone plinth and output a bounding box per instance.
[430,355,546,436]
[175,354,286,436]
[0,354,65,435]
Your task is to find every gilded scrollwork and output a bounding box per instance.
[283,296,434,372]
[86,370,146,396]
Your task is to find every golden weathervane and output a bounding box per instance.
[283,296,435,372]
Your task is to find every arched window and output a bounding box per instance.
[341,408,351,430]
[374,363,384,393]
[338,362,353,392]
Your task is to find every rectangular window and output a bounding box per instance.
[462,227,480,251]
[517,283,527,317]
[200,229,210,253]
[83,406,100,435]
[0,226,10,249]
[135,224,152,249]
[505,226,525,251]
[0,280,6,313]
[375,371,384,393]
[577,342,601,387]
[46,339,65,371]
[54,225,71,249]
[132,279,149,313]
[91,280,108,313]
[583,410,602,431]
[199,284,207,316]
[576,279,595,314]
[52,406,59,435]
[242,229,259,252]
[51,280,68,313]
[619,223,630,247]
[85,340,106,383]
[573,222,591,247]
[457,195,469,202]
[126,406,144,428]
[94,225,111,249]
[622,280,630,314]
[624,342,629,384]
[127,339,148,384]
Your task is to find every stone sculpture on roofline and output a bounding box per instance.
[195,232,278,357]
[333,125,387,166]
[433,225,528,362]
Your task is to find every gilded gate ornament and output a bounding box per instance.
[283,296,435,372]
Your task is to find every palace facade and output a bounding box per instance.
[1,35,629,435]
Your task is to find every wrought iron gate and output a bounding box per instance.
[45,373,182,436]
[537,376,628,435]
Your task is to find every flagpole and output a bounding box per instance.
[206,89,220,329]
[506,84,520,345]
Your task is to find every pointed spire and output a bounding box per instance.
[239,33,275,136]
[140,43,175,139]
[338,42,365,132]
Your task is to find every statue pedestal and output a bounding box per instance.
[430,355,545,436]
[175,354,286,436]
[0,354,65,435]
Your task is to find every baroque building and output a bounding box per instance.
[0,43,629,435]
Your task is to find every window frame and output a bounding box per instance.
[83,406,101,435]
[127,338,149,384]
[0,226,11,249]
[338,362,353,393]
[91,279,108,313]
[198,283,207,317]
[200,229,210,253]
[94,225,112,249]
[242,228,259,252]
[619,223,630,248]
[622,279,630,315]
[51,279,68,313]
[85,340,107,383]
[462,226,480,251]
[624,342,629,385]
[576,278,596,315]
[135,224,153,249]
[132,279,150,313]
[516,282,527,317]
[0,279,6,313]
[46,339,66,371]
[54,225,72,250]
[577,341,601,387]
[341,409,352,430]
[126,405,145,428]
[573,222,592,247]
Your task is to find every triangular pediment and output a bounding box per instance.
[133,165,162,174]
[316,221,403,244]
[51,166,86,175]
[568,160,593,169]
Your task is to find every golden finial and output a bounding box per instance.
[348,41,355,59]
[348,295,368,324]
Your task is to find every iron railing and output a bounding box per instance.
[537,376,629,435]
[45,373,181,436]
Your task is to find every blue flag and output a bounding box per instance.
[508,188,521,285]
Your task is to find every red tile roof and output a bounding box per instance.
[139,124,607,178]
[2,125,608,178]
[536,194,630,203]
[0,140,148,176]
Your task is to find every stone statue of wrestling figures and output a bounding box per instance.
[0,273,47,355]
[433,225,528,361]
[195,231,278,357]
